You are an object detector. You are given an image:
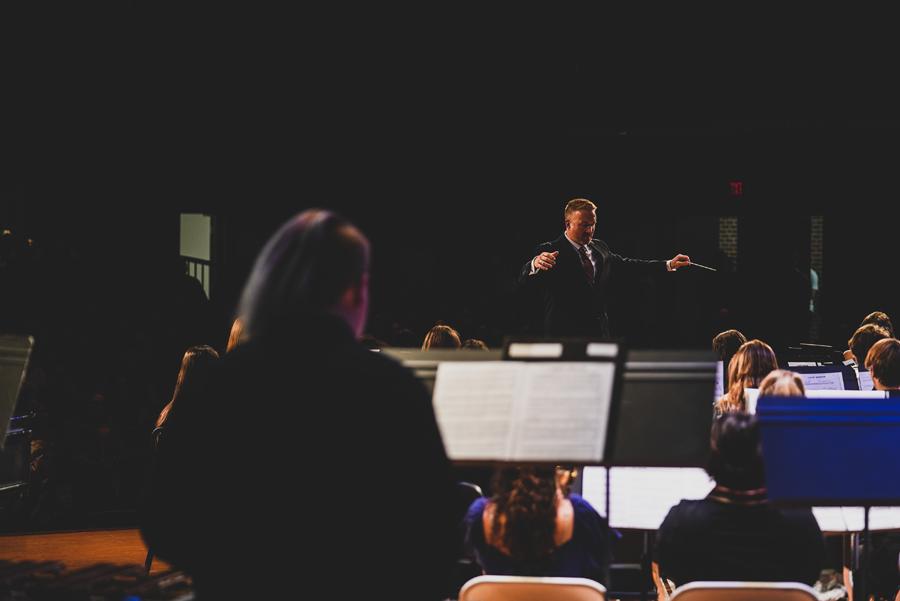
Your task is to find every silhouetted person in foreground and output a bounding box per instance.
[141,210,457,600]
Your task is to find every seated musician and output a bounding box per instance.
[864,337,900,600]
[464,466,611,584]
[655,413,825,587]
[757,369,806,397]
[715,339,778,415]
[866,337,900,392]
[842,311,895,361]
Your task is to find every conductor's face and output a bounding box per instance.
[565,209,596,246]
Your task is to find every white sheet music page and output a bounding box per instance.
[813,507,849,532]
[581,467,713,530]
[806,390,887,399]
[581,466,609,517]
[799,371,845,391]
[841,507,900,531]
[745,388,760,413]
[512,362,615,462]
[609,468,714,530]
[432,362,520,461]
[858,369,875,391]
[433,361,616,463]
[714,361,724,399]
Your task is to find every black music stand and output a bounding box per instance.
[758,395,900,601]
[610,349,717,601]
[611,349,718,468]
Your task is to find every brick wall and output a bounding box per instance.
[810,216,823,277]
[718,216,738,266]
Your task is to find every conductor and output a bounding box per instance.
[519,198,691,337]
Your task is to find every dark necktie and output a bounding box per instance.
[578,246,595,283]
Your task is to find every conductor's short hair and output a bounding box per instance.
[564,198,598,220]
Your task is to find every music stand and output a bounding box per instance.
[611,350,718,467]
[0,335,34,448]
[579,349,716,601]
[757,396,900,601]
[433,338,625,466]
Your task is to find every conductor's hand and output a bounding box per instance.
[668,254,691,271]
[533,251,559,272]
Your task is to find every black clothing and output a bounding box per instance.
[518,235,667,337]
[141,313,457,600]
[655,495,825,586]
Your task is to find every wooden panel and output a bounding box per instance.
[0,529,171,574]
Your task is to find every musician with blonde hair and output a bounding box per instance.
[757,369,805,398]
[715,339,778,414]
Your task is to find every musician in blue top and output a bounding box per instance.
[464,466,611,584]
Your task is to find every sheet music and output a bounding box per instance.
[858,369,875,391]
[507,343,563,359]
[432,362,519,460]
[841,507,900,532]
[714,361,724,399]
[581,466,608,517]
[581,467,714,529]
[805,390,886,399]
[513,363,614,461]
[748,388,887,413]
[433,361,616,463]
[812,507,849,532]
[799,371,845,391]
[581,468,900,532]
[745,388,760,413]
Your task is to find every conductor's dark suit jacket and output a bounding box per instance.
[141,313,457,600]
[518,234,667,337]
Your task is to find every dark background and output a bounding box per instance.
[7,125,900,350]
[4,6,900,532]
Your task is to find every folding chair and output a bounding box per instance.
[459,575,606,601]
[669,581,818,601]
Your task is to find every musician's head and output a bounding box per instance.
[226,317,245,353]
[489,466,562,562]
[861,310,894,337]
[848,323,890,366]
[712,329,746,362]
[707,413,765,491]
[238,209,370,340]
[865,337,900,391]
[156,345,220,429]
[717,339,778,413]
[757,369,805,398]
[422,324,461,350]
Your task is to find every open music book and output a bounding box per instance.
[433,361,617,463]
